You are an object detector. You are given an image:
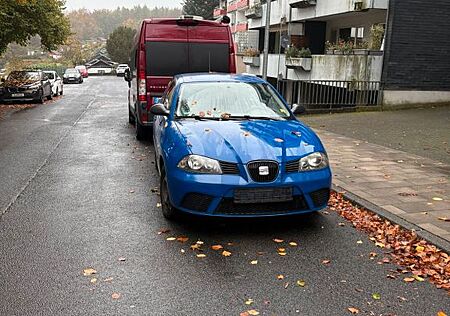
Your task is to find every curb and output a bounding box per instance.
[332,184,450,254]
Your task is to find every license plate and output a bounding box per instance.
[11,93,24,97]
[234,187,293,204]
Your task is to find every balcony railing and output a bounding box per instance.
[245,4,263,18]
[213,8,227,17]
[289,0,317,8]
[231,23,248,33]
[236,0,249,10]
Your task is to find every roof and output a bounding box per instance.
[174,73,266,84]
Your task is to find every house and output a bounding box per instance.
[85,53,116,75]
[215,0,450,108]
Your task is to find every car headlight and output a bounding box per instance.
[299,152,329,171]
[177,155,222,174]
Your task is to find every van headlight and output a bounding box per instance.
[178,155,222,174]
[299,152,329,171]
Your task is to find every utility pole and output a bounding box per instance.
[262,0,271,80]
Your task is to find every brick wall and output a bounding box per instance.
[382,0,450,91]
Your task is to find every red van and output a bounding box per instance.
[125,16,236,139]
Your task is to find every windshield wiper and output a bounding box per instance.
[176,115,221,121]
[230,115,284,121]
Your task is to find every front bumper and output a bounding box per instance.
[63,77,81,83]
[1,90,41,102]
[166,167,332,217]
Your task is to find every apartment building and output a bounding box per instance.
[214,0,450,108]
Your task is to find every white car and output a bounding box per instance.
[43,71,63,96]
[116,64,129,77]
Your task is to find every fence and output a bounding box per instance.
[288,80,382,109]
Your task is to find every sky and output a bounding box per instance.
[65,0,182,11]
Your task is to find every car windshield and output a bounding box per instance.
[65,69,78,74]
[175,82,291,119]
[7,71,40,83]
[75,66,85,70]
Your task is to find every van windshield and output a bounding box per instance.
[146,42,229,76]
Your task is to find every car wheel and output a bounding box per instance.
[47,91,53,100]
[160,171,179,220]
[129,109,135,125]
[60,87,63,96]
[54,88,58,97]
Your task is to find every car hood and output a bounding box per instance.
[173,119,324,163]
[4,80,40,88]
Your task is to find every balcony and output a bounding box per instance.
[243,56,260,67]
[285,57,312,71]
[231,22,248,33]
[245,4,263,19]
[236,0,249,10]
[227,1,238,12]
[213,8,227,17]
[289,0,317,8]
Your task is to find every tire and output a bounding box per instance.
[54,88,58,97]
[38,90,45,104]
[47,91,53,100]
[160,171,179,220]
[60,87,63,96]
[135,120,147,140]
[129,108,135,125]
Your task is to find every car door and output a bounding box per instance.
[154,81,175,173]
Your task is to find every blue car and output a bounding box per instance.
[151,73,332,219]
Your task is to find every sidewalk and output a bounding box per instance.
[316,129,450,246]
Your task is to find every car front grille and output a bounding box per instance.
[220,161,240,175]
[215,195,308,215]
[180,192,214,212]
[247,160,279,182]
[309,188,330,208]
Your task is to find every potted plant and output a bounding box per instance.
[243,48,260,67]
[285,46,312,71]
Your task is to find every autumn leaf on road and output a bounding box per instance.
[437,311,447,316]
[247,309,260,315]
[273,238,284,243]
[222,250,232,257]
[166,237,176,241]
[157,229,170,235]
[403,277,415,282]
[118,257,126,262]
[348,307,359,314]
[176,236,189,243]
[438,217,450,222]
[250,260,258,265]
[277,274,284,280]
[211,245,223,251]
[289,241,298,247]
[83,268,97,276]
[432,197,443,201]
[372,293,381,300]
[321,259,331,265]
[111,292,121,300]
[90,278,97,284]
[296,280,306,287]
[245,299,254,305]
[196,254,206,258]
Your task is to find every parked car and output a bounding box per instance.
[43,71,63,96]
[63,68,83,84]
[75,65,89,78]
[151,73,332,220]
[0,70,52,104]
[116,64,129,77]
[124,15,235,140]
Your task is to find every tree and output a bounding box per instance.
[0,0,71,56]
[182,0,220,20]
[106,26,136,64]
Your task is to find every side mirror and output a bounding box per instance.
[124,69,131,81]
[292,104,306,115]
[150,103,170,117]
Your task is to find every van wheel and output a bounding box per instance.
[160,171,179,221]
[47,92,53,100]
[60,88,63,96]
[54,88,58,97]
[135,120,146,140]
[129,109,135,125]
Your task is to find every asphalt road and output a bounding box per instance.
[0,77,449,316]
[302,107,450,165]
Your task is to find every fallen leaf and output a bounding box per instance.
[103,277,113,282]
[432,197,443,201]
[211,245,223,251]
[356,240,363,244]
[240,312,250,316]
[166,237,176,241]
[296,280,306,287]
[180,249,185,253]
[245,299,254,305]
[247,310,260,316]
[277,274,284,280]
[156,203,162,208]
[190,244,201,250]
[372,293,381,300]
[278,248,286,252]
[278,252,287,256]
[222,250,232,257]
[111,292,121,300]
[250,260,258,265]
[338,222,346,227]
[375,242,385,248]
[348,307,359,314]
[129,190,135,193]
[403,277,415,282]
[83,268,97,276]
[284,282,289,289]
[90,278,97,284]
[412,275,424,282]
[416,245,425,252]
[157,229,170,235]
[273,238,284,243]
[176,236,189,243]
[438,217,450,222]
[322,259,331,265]
[118,257,126,262]
[437,311,447,316]
[289,242,298,247]
[196,241,204,245]
[196,254,206,258]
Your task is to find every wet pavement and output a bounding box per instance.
[0,77,449,315]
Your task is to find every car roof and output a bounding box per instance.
[174,73,266,85]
